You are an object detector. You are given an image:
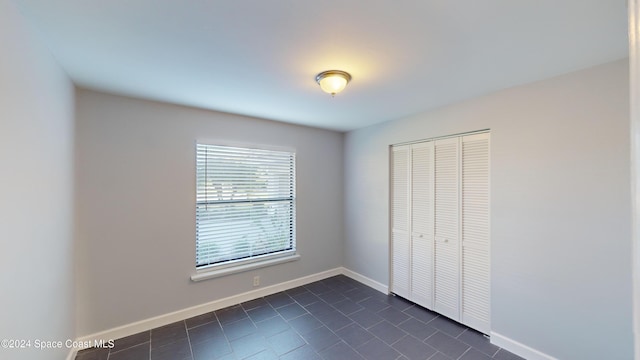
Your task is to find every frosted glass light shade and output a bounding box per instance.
[315,70,351,96]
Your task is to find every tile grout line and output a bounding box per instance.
[183,320,194,360]
[457,346,472,360]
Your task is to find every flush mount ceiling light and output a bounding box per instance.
[315,70,352,96]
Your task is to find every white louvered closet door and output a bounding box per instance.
[433,137,460,321]
[410,142,434,309]
[461,133,491,334]
[391,145,411,299]
[390,132,490,335]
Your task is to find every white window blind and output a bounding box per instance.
[195,144,296,269]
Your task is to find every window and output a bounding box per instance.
[195,143,296,270]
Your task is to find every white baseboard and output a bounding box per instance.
[491,331,557,360]
[77,267,342,344]
[340,267,388,294]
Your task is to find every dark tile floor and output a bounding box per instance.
[75,275,524,360]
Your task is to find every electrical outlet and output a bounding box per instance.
[253,276,260,287]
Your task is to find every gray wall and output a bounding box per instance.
[75,90,344,335]
[0,1,76,359]
[343,60,632,359]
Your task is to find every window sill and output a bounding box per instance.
[190,254,301,282]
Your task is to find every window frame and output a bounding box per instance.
[191,141,299,281]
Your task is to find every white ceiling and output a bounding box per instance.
[15,0,628,132]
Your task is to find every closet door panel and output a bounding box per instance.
[461,133,490,333]
[391,145,411,299]
[410,142,434,308]
[433,137,460,320]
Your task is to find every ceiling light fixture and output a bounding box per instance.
[315,70,352,96]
